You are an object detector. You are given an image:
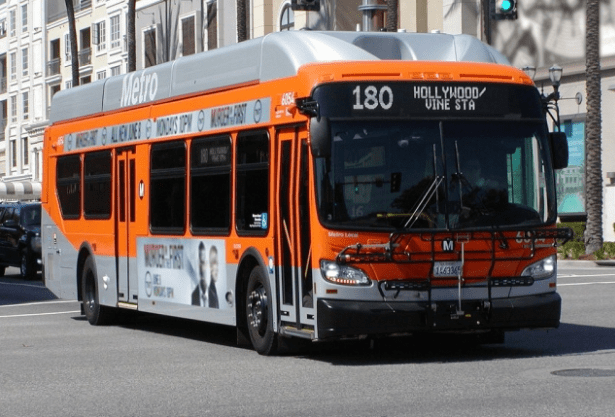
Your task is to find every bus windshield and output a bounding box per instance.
[315,120,556,231]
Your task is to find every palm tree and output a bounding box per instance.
[127,0,137,72]
[64,0,79,87]
[584,0,603,254]
[386,0,398,32]
[237,0,247,42]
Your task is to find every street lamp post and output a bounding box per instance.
[523,65,564,132]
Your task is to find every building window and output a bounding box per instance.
[97,70,106,80]
[94,20,106,52]
[207,1,217,50]
[111,65,121,76]
[65,33,71,61]
[280,4,294,31]
[80,75,91,85]
[181,16,196,56]
[10,139,16,168]
[50,85,61,108]
[65,80,72,89]
[110,15,120,49]
[9,9,15,37]
[10,95,16,122]
[22,47,28,77]
[21,4,27,33]
[34,151,40,180]
[144,27,157,68]
[79,27,91,66]
[22,91,28,120]
[22,137,28,165]
[10,51,16,81]
[0,19,7,38]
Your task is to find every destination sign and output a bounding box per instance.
[314,82,544,119]
[192,137,231,168]
[62,97,270,153]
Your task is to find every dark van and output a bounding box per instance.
[0,202,42,279]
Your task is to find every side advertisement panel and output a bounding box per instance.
[137,238,235,314]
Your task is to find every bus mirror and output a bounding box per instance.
[310,117,331,158]
[550,132,568,170]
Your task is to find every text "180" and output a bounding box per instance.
[353,85,394,110]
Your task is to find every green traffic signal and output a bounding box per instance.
[493,0,517,19]
[500,0,514,12]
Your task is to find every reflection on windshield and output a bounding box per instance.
[315,121,555,231]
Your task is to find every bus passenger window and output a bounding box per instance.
[56,155,82,219]
[150,142,186,234]
[191,136,232,233]
[236,132,269,234]
[84,151,112,219]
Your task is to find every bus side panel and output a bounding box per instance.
[135,237,237,326]
[42,209,76,300]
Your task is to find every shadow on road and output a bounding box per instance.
[106,310,615,364]
[0,274,56,306]
[298,322,615,365]
[5,271,614,364]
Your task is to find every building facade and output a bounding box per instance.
[0,0,46,189]
[3,0,615,241]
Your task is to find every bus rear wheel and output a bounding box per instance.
[82,257,114,325]
[246,267,277,355]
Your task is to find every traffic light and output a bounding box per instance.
[291,0,320,12]
[491,0,517,20]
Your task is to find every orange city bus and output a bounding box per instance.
[42,31,572,355]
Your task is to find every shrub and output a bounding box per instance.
[557,222,585,259]
[556,222,615,259]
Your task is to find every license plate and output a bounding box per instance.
[433,261,462,277]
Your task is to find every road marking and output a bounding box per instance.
[559,281,615,287]
[0,300,75,308]
[559,273,615,278]
[0,310,81,318]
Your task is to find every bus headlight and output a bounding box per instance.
[521,255,556,279]
[320,260,371,286]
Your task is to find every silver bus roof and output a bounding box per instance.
[49,31,510,124]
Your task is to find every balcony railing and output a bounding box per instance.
[47,58,61,77]
[0,77,6,94]
[79,48,91,67]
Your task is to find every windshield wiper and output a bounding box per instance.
[404,144,443,229]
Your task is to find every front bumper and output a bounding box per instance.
[316,292,561,340]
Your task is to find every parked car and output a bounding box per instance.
[0,202,42,279]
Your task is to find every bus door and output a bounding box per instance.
[276,127,315,333]
[115,147,138,304]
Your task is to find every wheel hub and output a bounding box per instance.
[248,286,268,334]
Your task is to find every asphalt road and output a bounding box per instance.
[1,262,614,417]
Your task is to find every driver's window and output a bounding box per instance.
[2,208,15,223]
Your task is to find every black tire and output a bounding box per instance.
[82,256,115,325]
[21,250,35,280]
[246,267,277,355]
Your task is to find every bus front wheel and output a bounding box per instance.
[82,257,114,325]
[246,267,277,355]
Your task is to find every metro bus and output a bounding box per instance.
[42,31,571,355]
